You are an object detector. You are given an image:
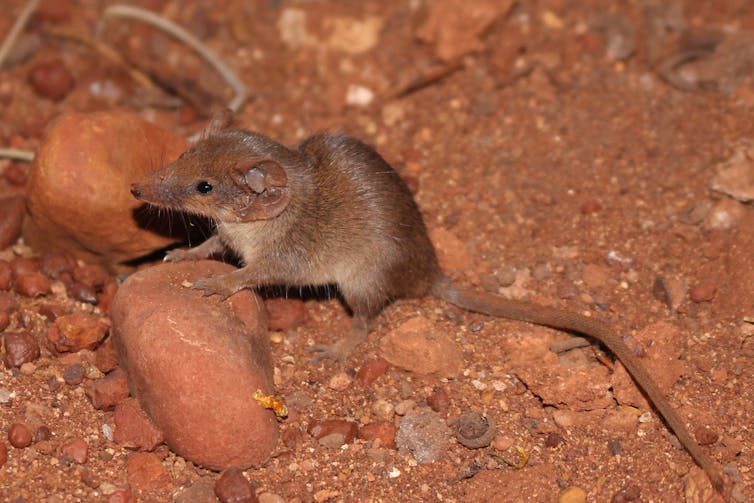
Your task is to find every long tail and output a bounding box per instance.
[434,277,725,491]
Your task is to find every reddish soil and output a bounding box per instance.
[1,0,753,501]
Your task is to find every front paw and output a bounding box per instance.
[164,248,196,262]
[192,275,238,300]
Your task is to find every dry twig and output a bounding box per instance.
[0,0,40,68]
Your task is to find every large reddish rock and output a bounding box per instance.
[111,260,277,470]
[23,111,190,266]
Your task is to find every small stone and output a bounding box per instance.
[544,432,563,448]
[608,438,622,456]
[0,195,25,249]
[40,252,77,280]
[10,257,39,277]
[694,426,719,446]
[3,332,40,368]
[61,437,88,464]
[356,358,389,386]
[257,494,285,503]
[214,468,258,503]
[453,411,496,449]
[427,388,450,414]
[175,477,216,503]
[85,368,130,410]
[63,363,86,385]
[3,163,27,187]
[38,302,67,322]
[48,375,62,392]
[379,317,464,376]
[281,427,304,452]
[34,425,52,442]
[28,58,74,101]
[308,420,358,448]
[66,282,98,304]
[8,423,33,448]
[689,281,716,303]
[114,398,165,451]
[327,372,352,391]
[126,452,171,491]
[371,399,395,422]
[264,298,309,331]
[395,409,451,464]
[652,276,687,311]
[47,312,110,352]
[358,421,397,449]
[559,485,587,503]
[95,338,120,373]
[13,272,52,297]
[610,484,641,502]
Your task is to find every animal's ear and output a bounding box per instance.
[231,161,291,221]
[199,108,234,139]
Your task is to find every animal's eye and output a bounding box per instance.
[196,181,213,194]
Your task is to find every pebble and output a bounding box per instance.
[281,427,305,452]
[113,398,165,451]
[358,421,397,449]
[395,409,450,463]
[8,423,33,448]
[214,468,258,503]
[371,399,395,422]
[28,58,74,101]
[63,363,86,385]
[40,252,77,280]
[126,452,171,491]
[689,281,717,303]
[84,367,130,411]
[379,317,464,376]
[95,339,120,373]
[13,272,52,297]
[694,426,719,446]
[66,282,98,304]
[559,485,587,503]
[652,275,687,311]
[61,438,88,464]
[427,387,450,414]
[34,425,51,442]
[610,484,641,502]
[258,493,285,503]
[3,163,27,186]
[308,420,358,448]
[327,372,352,391]
[0,195,25,249]
[356,357,389,386]
[264,298,309,331]
[2,332,40,368]
[175,477,216,503]
[47,312,110,352]
[0,260,12,290]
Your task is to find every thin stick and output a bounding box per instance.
[98,4,248,112]
[0,148,35,162]
[0,0,41,68]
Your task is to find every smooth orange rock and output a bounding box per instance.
[24,110,190,266]
[111,261,277,470]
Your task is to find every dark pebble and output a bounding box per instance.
[73,264,110,289]
[608,438,622,456]
[28,59,74,101]
[38,303,68,322]
[48,375,63,392]
[67,282,99,304]
[610,484,641,502]
[35,425,52,442]
[214,468,258,503]
[3,163,27,186]
[544,432,563,448]
[64,363,86,385]
[427,387,450,414]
